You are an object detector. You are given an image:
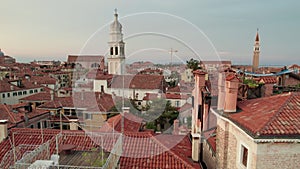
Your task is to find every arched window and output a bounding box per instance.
[110,47,114,55]
[115,46,118,55]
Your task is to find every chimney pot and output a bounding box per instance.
[224,75,239,113]
[69,119,79,130]
[0,119,8,141]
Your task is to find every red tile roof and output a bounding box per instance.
[19,92,52,102]
[100,113,143,132]
[0,79,42,93]
[258,76,277,84]
[229,92,300,138]
[167,85,193,94]
[67,55,104,63]
[37,92,116,112]
[0,104,49,129]
[179,103,192,112]
[120,133,200,169]
[165,93,189,100]
[110,74,165,90]
[0,128,201,169]
[31,75,57,85]
[143,93,159,101]
[203,128,216,153]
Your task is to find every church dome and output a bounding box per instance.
[0,49,4,57]
[110,10,122,33]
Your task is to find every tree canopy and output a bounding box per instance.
[186,58,200,71]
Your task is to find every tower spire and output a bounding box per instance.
[114,8,118,20]
[255,28,259,42]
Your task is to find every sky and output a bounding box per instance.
[0,0,299,65]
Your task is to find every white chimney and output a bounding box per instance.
[122,107,130,114]
[0,120,8,141]
[217,71,225,110]
[69,119,79,130]
[50,90,54,101]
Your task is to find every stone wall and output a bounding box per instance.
[203,140,216,169]
[216,117,300,169]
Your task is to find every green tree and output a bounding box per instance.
[186,58,200,71]
[144,98,179,132]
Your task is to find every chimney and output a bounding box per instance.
[193,70,206,88]
[191,70,206,162]
[69,119,79,130]
[224,74,239,113]
[50,90,54,101]
[217,71,225,110]
[173,119,179,135]
[0,120,8,141]
[10,85,14,91]
[122,107,130,114]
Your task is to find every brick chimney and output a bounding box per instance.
[193,70,206,88]
[191,69,206,162]
[69,119,79,130]
[173,119,179,135]
[0,120,8,141]
[224,74,239,113]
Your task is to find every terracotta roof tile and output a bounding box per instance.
[0,128,201,169]
[111,74,165,90]
[229,92,300,138]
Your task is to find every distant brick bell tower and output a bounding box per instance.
[252,29,260,72]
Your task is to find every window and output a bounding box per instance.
[13,92,17,96]
[30,90,33,94]
[7,93,10,97]
[2,93,5,98]
[64,109,71,116]
[175,101,180,107]
[240,144,248,167]
[110,47,114,55]
[115,46,118,55]
[85,113,92,120]
[34,89,38,93]
[23,91,27,95]
[18,92,22,96]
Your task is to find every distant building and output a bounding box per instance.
[0,49,16,64]
[200,60,232,73]
[0,79,44,104]
[67,55,105,70]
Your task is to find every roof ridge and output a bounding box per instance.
[257,93,294,135]
[3,105,17,124]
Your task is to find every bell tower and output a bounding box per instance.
[107,9,125,75]
[252,29,260,72]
